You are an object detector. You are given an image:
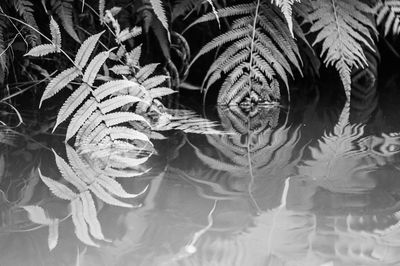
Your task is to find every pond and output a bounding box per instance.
[2,91,400,266]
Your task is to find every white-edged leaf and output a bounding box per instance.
[109,127,150,143]
[141,75,169,89]
[40,67,81,107]
[53,150,87,191]
[80,191,104,240]
[54,83,91,130]
[109,65,130,75]
[66,97,97,141]
[50,16,62,50]
[99,95,143,114]
[48,219,59,250]
[38,168,76,200]
[149,87,176,98]
[103,112,150,127]
[74,31,104,69]
[82,50,112,85]
[93,80,143,100]
[126,44,142,67]
[70,198,98,246]
[25,44,58,57]
[109,155,150,168]
[149,0,170,41]
[136,63,159,82]
[22,205,53,225]
[90,183,133,208]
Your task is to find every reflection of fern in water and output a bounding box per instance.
[297,101,372,193]
[28,146,148,248]
[187,0,302,105]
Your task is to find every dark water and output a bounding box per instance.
[2,96,400,266]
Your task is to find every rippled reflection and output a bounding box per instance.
[2,100,400,265]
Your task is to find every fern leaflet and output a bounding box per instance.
[375,0,400,36]
[271,0,301,36]
[308,0,376,98]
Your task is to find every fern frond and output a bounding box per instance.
[50,0,81,43]
[271,0,301,37]
[141,75,169,89]
[66,97,97,141]
[136,63,159,82]
[70,197,99,246]
[25,44,58,57]
[40,67,81,107]
[149,0,170,40]
[82,50,112,85]
[14,0,40,45]
[93,80,145,101]
[38,169,76,200]
[375,0,400,36]
[190,1,302,105]
[54,83,91,129]
[308,0,376,98]
[74,31,104,70]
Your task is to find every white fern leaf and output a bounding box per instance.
[90,183,133,208]
[66,97,97,141]
[51,0,81,43]
[126,44,142,67]
[50,16,62,50]
[141,75,169,89]
[80,191,104,240]
[99,95,143,114]
[149,0,170,41]
[25,44,59,57]
[136,63,159,82]
[82,50,112,85]
[74,31,104,70]
[54,83,91,130]
[149,87,176,98]
[93,80,144,101]
[271,0,300,37]
[117,27,143,43]
[53,150,87,191]
[103,112,150,127]
[308,0,376,98]
[70,197,98,246]
[38,168,76,200]
[48,219,59,250]
[22,205,53,225]
[40,67,81,107]
[109,127,151,143]
[109,65,130,75]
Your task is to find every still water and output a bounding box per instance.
[2,97,400,266]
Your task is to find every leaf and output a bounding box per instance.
[308,0,376,98]
[54,83,91,130]
[109,127,151,143]
[93,80,144,101]
[82,50,112,85]
[48,219,59,251]
[96,175,148,198]
[99,95,143,114]
[74,31,104,69]
[149,0,170,41]
[126,44,142,67]
[149,87,176,98]
[90,183,133,208]
[53,150,87,191]
[109,65,130,75]
[38,168,76,200]
[66,97,97,141]
[80,191,104,240]
[70,198,98,246]
[22,205,53,225]
[271,0,300,37]
[51,0,81,43]
[141,75,169,89]
[103,112,150,127]
[25,44,58,57]
[375,0,400,36]
[40,67,81,107]
[50,16,62,50]
[136,63,159,83]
